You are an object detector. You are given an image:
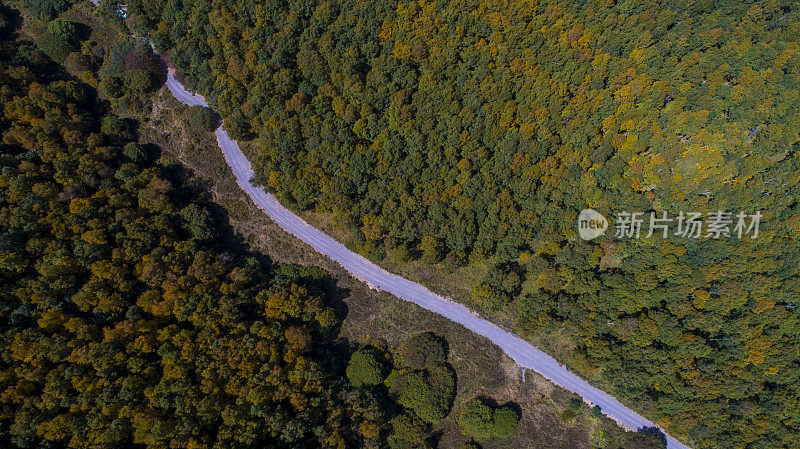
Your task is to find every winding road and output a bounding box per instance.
[88,2,691,445]
[166,69,692,449]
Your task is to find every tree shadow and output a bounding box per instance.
[634,426,668,449]
[73,21,92,43]
[0,3,22,36]
[152,45,169,87]
[426,429,444,447]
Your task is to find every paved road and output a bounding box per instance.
[185,82,692,449]
[89,3,691,445]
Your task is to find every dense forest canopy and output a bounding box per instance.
[0,13,510,446]
[0,32,357,447]
[121,0,800,447]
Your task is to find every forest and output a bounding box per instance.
[118,0,800,447]
[0,4,543,446]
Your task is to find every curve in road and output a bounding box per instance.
[167,72,692,449]
[89,4,692,445]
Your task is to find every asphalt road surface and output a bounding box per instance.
[89,5,692,445]
[190,83,691,449]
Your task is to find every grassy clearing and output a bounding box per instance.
[13,0,123,65]
[290,205,488,307]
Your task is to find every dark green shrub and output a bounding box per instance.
[346,348,386,387]
[459,398,520,439]
[398,332,447,369]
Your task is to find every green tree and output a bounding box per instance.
[39,19,82,62]
[459,399,494,439]
[346,348,386,387]
[388,412,430,449]
[394,366,455,424]
[101,75,125,98]
[459,398,520,439]
[418,236,441,264]
[122,142,150,163]
[398,332,447,370]
[491,406,520,438]
[123,69,156,93]
[179,203,215,240]
[47,18,80,44]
